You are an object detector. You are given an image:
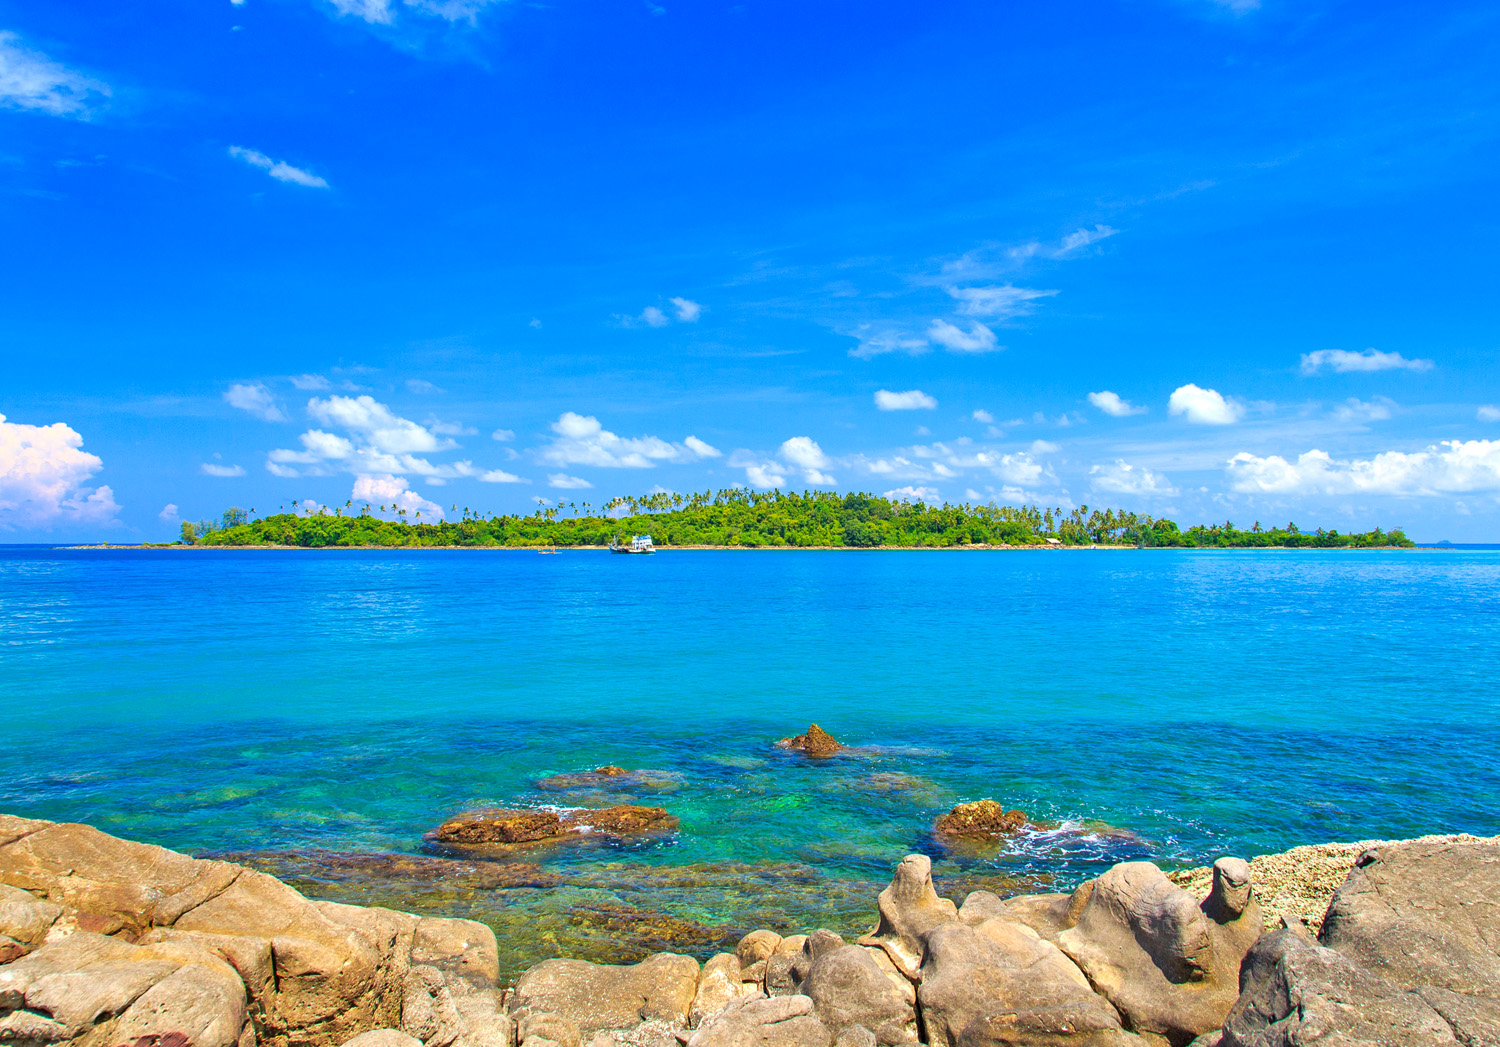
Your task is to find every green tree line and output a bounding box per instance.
[189,490,1414,550]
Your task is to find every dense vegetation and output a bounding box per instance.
[190,490,1414,549]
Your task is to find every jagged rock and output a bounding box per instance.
[1217,929,1457,1046]
[776,724,843,757]
[735,930,782,968]
[570,807,679,837]
[514,953,701,1036]
[1055,860,1261,1045]
[798,944,916,1044]
[431,806,678,848]
[858,855,959,979]
[692,954,749,1027]
[402,963,466,1047]
[0,930,248,1047]
[935,802,1029,839]
[686,994,834,1047]
[343,1032,426,1047]
[1320,837,1500,1000]
[918,917,1141,1047]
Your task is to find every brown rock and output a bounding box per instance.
[857,855,959,979]
[566,806,678,838]
[776,724,843,757]
[514,953,701,1036]
[934,801,1028,838]
[685,994,834,1047]
[432,810,565,844]
[734,930,782,969]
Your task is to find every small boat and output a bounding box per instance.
[538,546,559,554]
[610,535,656,555]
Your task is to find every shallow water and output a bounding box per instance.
[3,546,1497,975]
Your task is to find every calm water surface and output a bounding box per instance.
[3,547,1496,970]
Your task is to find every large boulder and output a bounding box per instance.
[1055,860,1261,1045]
[935,802,1029,839]
[0,883,62,963]
[858,855,959,978]
[918,918,1143,1047]
[1216,930,1458,1046]
[686,994,834,1047]
[514,953,701,1037]
[798,944,916,1044]
[776,725,843,757]
[692,953,753,1027]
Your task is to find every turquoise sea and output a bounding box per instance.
[4,547,1498,973]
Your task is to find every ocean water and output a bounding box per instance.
[3,546,1498,972]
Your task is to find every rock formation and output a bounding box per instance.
[776,724,843,756]
[933,802,1029,839]
[429,807,678,850]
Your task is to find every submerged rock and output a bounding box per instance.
[777,724,844,757]
[536,768,683,797]
[934,801,1029,839]
[431,805,679,850]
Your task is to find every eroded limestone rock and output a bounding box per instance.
[514,952,701,1037]
[858,855,959,979]
[686,994,834,1047]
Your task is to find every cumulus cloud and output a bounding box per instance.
[1333,396,1396,423]
[972,409,994,424]
[351,474,443,518]
[541,412,718,468]
[0,32,110,119]
[159,504,179,522]
[744,463,787,488]
[228,146,329,189]
[492,428,515,441]
[479,468,524,483]
[927,319,1000,353]
[1089,460,1177,497]
[1226,440,1500,496]
[1299,348,1433,375]
[779,436,837,484]
[201,463,247,477]
[884,486,943,505]
[548,473,593,489]
[224,382,288,422]
[670,297,702,322]
[945,285,1059,321]
[1168,383,1243,425]
[1088,391,1146,417]
[1478,406,1500,423]
[874,389,937,411]
[265,395,493,480]
[0,413,120,529]
[309,395,455,455]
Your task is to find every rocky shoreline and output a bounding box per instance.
[3,811,1496,1047]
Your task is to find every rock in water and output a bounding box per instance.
[777,724,843,756]
[570,806,679,837]
[933,801,1029,838]
[433,809,565,844]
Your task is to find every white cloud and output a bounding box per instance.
[1226,440,1500,496]
[1029,440,1060,454]
[779,436,831,471]
[1168,383,1244,425]
[1332,396,1396,423]
[541,412,715,468]
[1087,390,1147,417]
[479,468,524,483]
[972,409,994,424]
[291,374,330,390]
[351,474,443,519]
[1299,348,1433,375]
[492,428,515,441]
[1089,460,1178,497]
[0,413,120,529]
[268,396,471,478]
[227,146,330,189]
[945,285,1058,321]
[0,32,110,119]
[308,395,454,454]
[1056,225,1119,253]
[884,486,943,505]
[224,382,288,422]
[201,463,247,477]
[427,419,476,437]
[670,297,701,322]
[684,435,721,458]
[874,389,937,411]
[744,463,787,488]
[327,0,395,23]
[927,319,1000,353]
[640,306,670,327]
[406,378,443,394]
[1478,406,1500,423]
[159,504,179,522]
[848,329,931,359]
[548,473,593,489]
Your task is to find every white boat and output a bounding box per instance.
[610,535,656,554]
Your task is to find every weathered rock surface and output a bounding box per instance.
[776,725,843,757]
[934,803,1029,839]
[859,855,959,979]
[1054,860,1261,1046]
[686,994,834,1047]
[514,952,701,1036]
[431,806,679,849]
[343,1031,426,1047]
[799,944,917,1044]
[692,954,753,1028]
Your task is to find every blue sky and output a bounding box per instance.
[2,0,1498,540]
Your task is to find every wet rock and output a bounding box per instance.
[799,944,917,1044]
[1055,860,1262,1046]
[514,953,701,1036]
[537,769,682,797]
[858,855,958,979]
[918,917,1139,1047]
[934,802,1029,839]
[776,724,843,757]
[222,848,564,893]
[685,994,834,1047]
[1217,929,1456,1047]
[571,807,679,838]
[430,806,678,850]
[692,953,750,1027]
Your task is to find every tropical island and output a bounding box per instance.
[186,489,1414,549]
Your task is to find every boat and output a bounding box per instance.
[538,546,559,554]
[609,535,656,555]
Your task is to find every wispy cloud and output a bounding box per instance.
[618,297,701,328]
[1480,406,1500,423]
[228,146,329,189]
[1299,348,1433,375]
[1088,391,1147,418]
[1332,396,1396,423]
[0,32,110,119]
[927,319,1000,353]
[547,473,593,489]
[224,382,288,422]
[669,297,701,322]
[874,389,937,411]
[201,463,247,477]
[945,284,1059,321]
